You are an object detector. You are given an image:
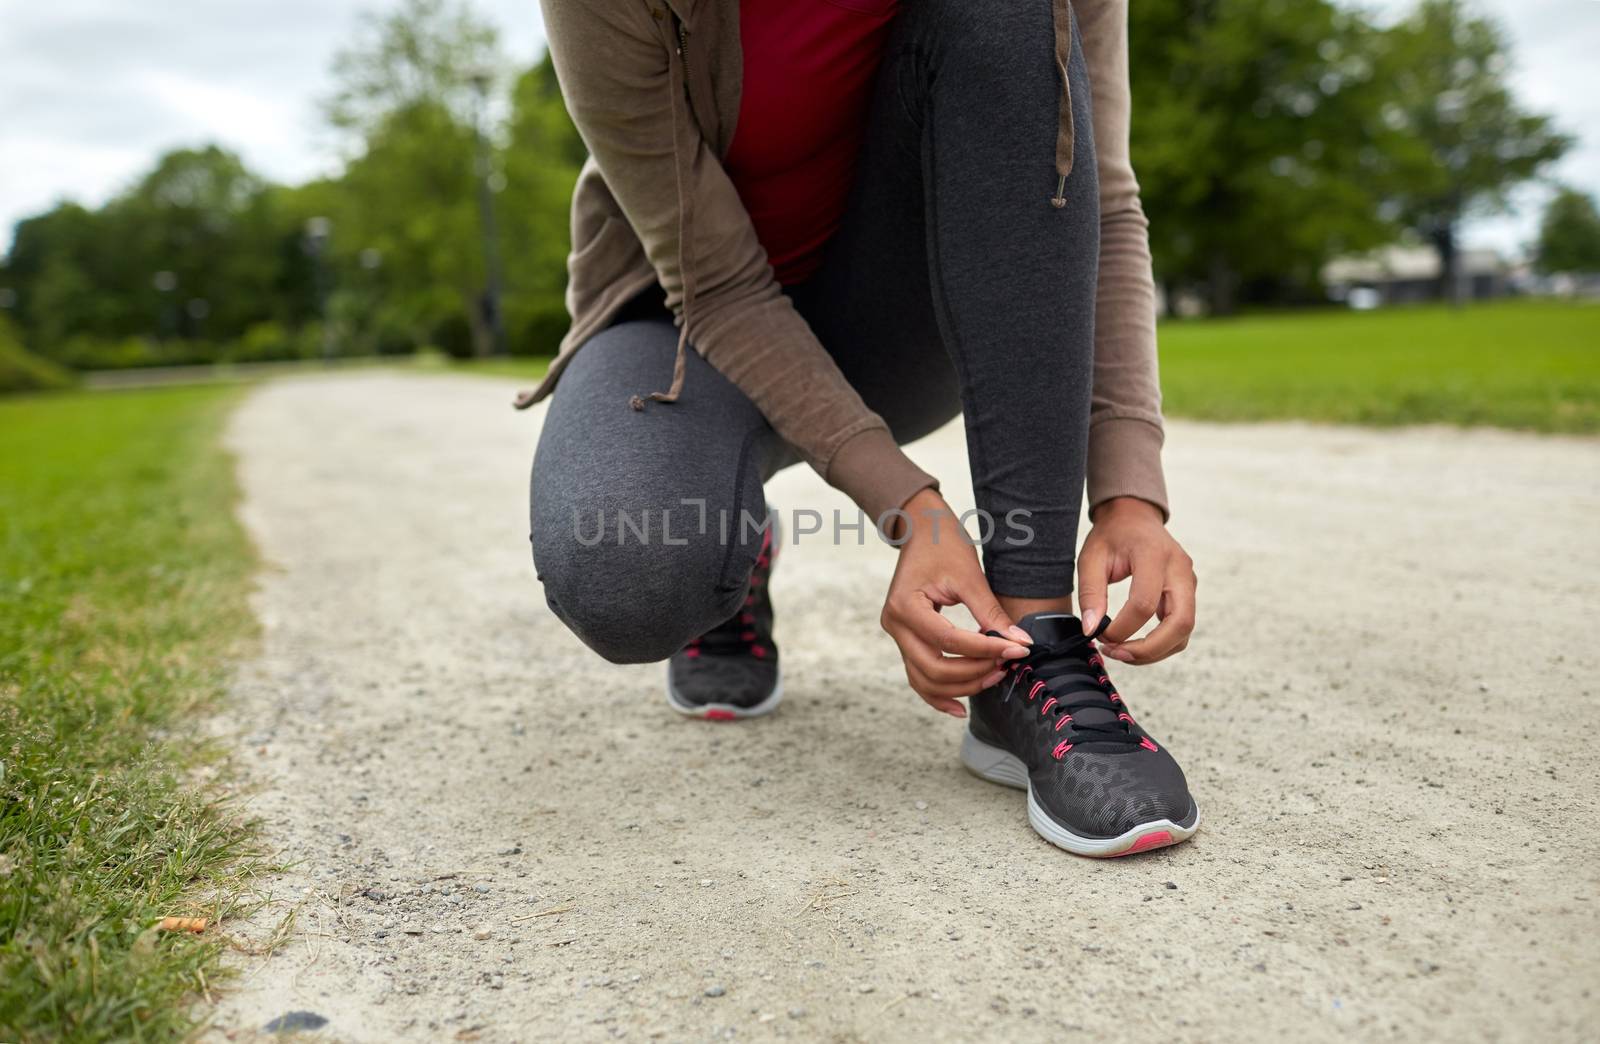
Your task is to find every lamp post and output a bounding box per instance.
[468,66,507,357]
[152,270,177,340]
[303,216,336,361]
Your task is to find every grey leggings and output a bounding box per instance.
[531,0,1099,663]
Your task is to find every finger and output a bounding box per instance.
[900,632,1005,685]
[1104,570,1197,665]
[901,596,1027,659]
[906,660,1003,709]
[1077,538,1110,636]
[940,572,1031,645]
[1102,548,1165,644]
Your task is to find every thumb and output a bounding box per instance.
[957,572,1030,645]
[1077,540,1110,636]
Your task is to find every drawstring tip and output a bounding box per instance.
[1050,173,1068,208]
[628,395,646,411]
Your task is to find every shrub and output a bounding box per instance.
[0,319,76,394]
[508,298,570,357]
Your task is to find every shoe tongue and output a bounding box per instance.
[1018,612,1084,645]
[1017,612,1118,731]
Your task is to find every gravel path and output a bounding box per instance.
[213,372,1599,1042]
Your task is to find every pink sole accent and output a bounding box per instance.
[1119,830,1176,855]
[703,709,738,721]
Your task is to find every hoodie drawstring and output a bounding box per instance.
[1050,0,1076,208]
[630,13,695,411]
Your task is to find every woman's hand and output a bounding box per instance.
[1076,497,1197,664]
[880,489,1031,717]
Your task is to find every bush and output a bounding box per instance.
[220,321,325,364]
[50,334,214,370]
[431,313,476,359]
[508,299,570,357]
[0,319,75,394]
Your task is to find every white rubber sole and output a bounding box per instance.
[960,731,1199,858]
[665,669,784,721]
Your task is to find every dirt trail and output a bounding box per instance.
[213,372,1599,1042]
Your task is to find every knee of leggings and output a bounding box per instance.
[535,540,743,666]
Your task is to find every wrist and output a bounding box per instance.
[892,488,956,545]
[1093,496,1165,526]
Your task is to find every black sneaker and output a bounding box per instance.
[665,522,781,720]
[962,612,1199,857]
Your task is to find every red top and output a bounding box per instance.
[723,0,901,286]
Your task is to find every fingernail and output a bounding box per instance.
[947,704,968,719]
[1102,646,1133,662]
[1001,644,1027,659]
[981,670,1004,687]
[1081,609,1101,635]
[1006,626,1032,644]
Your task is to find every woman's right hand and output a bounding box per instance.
[878,489,1032,717]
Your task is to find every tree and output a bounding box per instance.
[1380,0,1571,303]
[500,55,586,353]
[111,146,288,341]
[1129,0,1398,313]
[1535,188,1600,275]
[325,0,503,356]
[1,148,306,362]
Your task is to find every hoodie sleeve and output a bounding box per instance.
[1076,0,1170,517]
[539,0,937,522]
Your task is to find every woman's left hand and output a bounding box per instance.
[1075,497,1197,665]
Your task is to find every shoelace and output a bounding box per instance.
[684,531,773,661]
[984,617,1155,759]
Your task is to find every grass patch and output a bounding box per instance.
[410,350,551,383]
[0,386,263,1042]
[438,299,1599,434]
[1159,298,1600,433]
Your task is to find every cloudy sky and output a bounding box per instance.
[2,0,1595,256]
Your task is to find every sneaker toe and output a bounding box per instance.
[668,655,779,711]
[1032,745,1195,839]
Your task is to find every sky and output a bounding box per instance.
[1,0,1596,258]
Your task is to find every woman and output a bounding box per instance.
[519,0,1200,857]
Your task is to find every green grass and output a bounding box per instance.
[0,387,264,1042]
[441,299,1599,434]
[1159,298,1600,433]
[413,351,550,382]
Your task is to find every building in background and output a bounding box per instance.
[1322,245,1512,308]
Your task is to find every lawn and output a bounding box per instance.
[0,386,263,1042]
[445,299,1599,434]
[1158,298,1600,433]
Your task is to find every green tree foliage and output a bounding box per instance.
[0,0,584,369]
[323,0,501,356]
[2,147,317,366]
[1129,0,1400,313]
[1379,0,1571,302]
[501,55,587,353]
[1535,188,1600,276]
[0,316,73,393]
